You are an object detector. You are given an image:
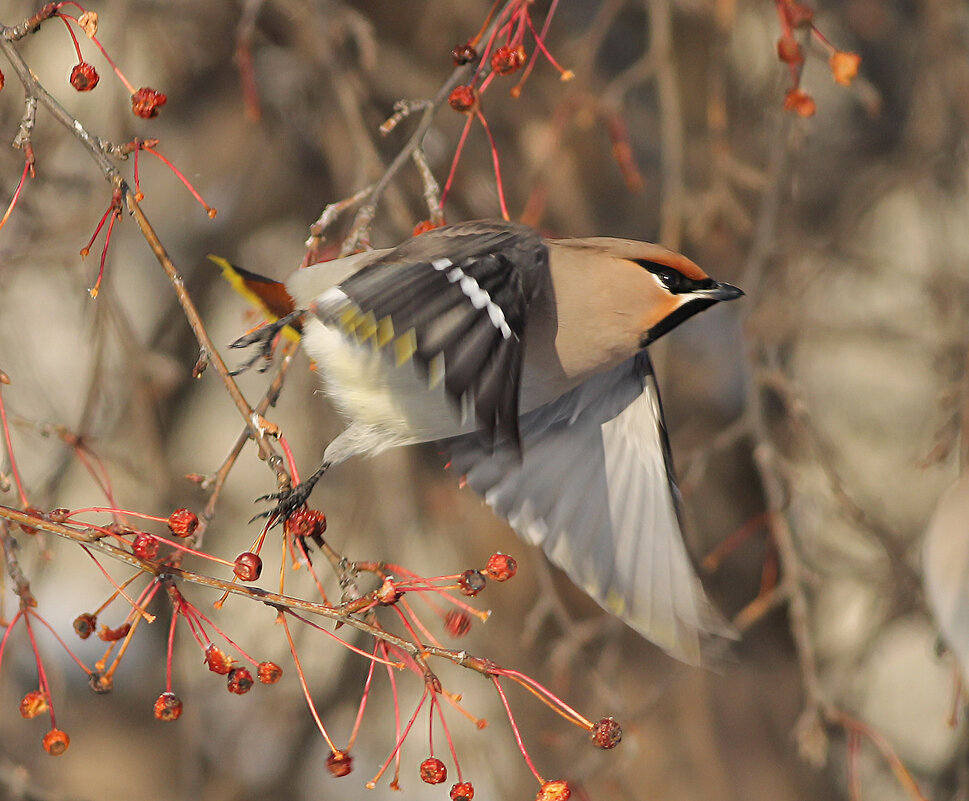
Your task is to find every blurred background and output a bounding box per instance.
[0,0,967,799]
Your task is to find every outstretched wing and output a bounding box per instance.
[312,222,547,447]
[444,352,733,664]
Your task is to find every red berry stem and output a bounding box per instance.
[492,676,544,783]
[0,378,30,507]
[139,145,217,218]
[366,687,428,790]
[22,613,57,730]
[279,613,338,752]
[0,159,32,235]
[80,545,156,622]
[54,13,84,61]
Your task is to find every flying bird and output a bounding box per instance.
[224,220,742,664]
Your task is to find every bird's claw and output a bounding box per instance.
[249,463,329,526]
[229,311,304,376]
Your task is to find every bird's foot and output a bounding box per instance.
[250,462,329,528]
[229,310,304,375]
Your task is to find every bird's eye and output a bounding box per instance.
[655,267,681,291]
[633,259,716,294]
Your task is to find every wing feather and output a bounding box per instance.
[444,352,734,663]
[313,222,546,447]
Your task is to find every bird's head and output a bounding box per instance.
[622,243,744,347]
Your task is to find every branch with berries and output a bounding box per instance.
[0,3,621,798]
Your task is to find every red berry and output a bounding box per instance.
[73,612,97,639]
[444,609,472,638]
[457,569,486,597]
[132,532,160,560]
[257,661,283,684]
[285,508,326,541]
[153,691,182,721]
[326,750,353,777]
[491,45,526,76]
[227,666,254,694]
[484,552,517,581]
[0,68,4,92]
[19,507,43,535]
[19,690,48,719]
[420,757,447,784]
[204,644,233,675]
[167,508,198,537]
[450,782,475,800]
[537,780,571,801]
[233,551,262,581]
[448,85,478,114]
[42,728,70,756]
[591,716,622,749]
[69,62,99,91]
[451,42,477,65]
[131,86,167,118]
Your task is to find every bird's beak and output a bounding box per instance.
[694,282,744,302]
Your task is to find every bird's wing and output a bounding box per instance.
[444,352,732,664]
[310,222,547,447]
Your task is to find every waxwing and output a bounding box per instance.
[233,219,743,664]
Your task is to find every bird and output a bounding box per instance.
[225,219,743,664]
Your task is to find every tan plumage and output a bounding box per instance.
[277,220,742,663]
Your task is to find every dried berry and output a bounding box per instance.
[19,507,43,535]
[448,85,478,114]
[591,716,622,749]
[19,690,48,719]
[73,613,97,639]
[233,551,262,581]
[451,42,477,65]
[776,37,803,65]
[420,757,447,784]
[132,532,160,560]
[77,10,98,37]
[484,552,517,581]
[491,45,526,76]
[444,609,472,638]
[786,1,814,27]
[783,87,816,117]
[153,691,182,721]
[457,569,486,597]
[536,780,571,801]
[70,62,99,91]
[97,622,131,642]
[131,87,167,119]
[42,728,69,756]
[326,749,353,777]
[167,508,198,537]
[89,671,113,694]
[257,661,283,684]
[285,508,326,541]
[227,666,254,694]
[830,51,862,86]
[46,508,71,523]
[450,781,475,801]
[376,577,401,605]
[204,644,233,675]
